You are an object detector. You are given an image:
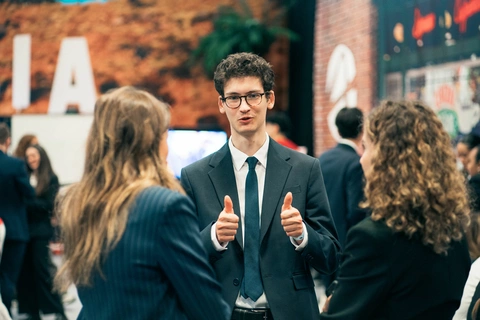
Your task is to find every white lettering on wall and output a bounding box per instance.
[49,37,96,114]
[325,44,357,141]
[12,34,31,110]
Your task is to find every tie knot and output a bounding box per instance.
[246,157,258,170]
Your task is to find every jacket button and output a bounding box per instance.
[233,278,240,286]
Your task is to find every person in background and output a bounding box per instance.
[0,218,12,320]
[181,53,340,320]
[55,86,230,320]
[13,134,38,159]
[319,107,366,250]
[0,123,35,316]
[321,100,471,319]
[318,107,367,291]
[466,147,480,212]
[16,144,66,320]
[265,111,299,150]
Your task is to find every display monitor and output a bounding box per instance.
[167,128,228,179]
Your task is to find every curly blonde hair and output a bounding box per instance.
[363,100,469,255]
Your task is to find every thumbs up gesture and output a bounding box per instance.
[216,195,239,243]
[280,192,303,238]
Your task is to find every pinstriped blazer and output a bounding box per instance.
[181,139,341,320]
[76,186,230,320]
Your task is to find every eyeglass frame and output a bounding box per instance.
[220,91,271,109]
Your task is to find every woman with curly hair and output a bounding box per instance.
[321,100,471,320]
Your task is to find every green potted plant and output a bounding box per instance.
[190,0,299,78]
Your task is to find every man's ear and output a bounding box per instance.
[218,96,226,114]
[6,137,11,149]
[267,91,275,110]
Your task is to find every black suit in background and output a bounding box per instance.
[468,174,480,212]
[17,174,65,318]
[321,217,471,320]
[0,150,35,312]
[319,143,367,288]
[319,143,366,248]
[181,139,341,320]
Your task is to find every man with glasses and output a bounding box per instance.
[181,52,340,320]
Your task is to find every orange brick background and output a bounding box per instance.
[313,0,377,156]
[0,0,289,133]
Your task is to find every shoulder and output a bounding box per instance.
[270,141,316,164]
[136,186,188,207]
[1,154,25,168]
[135,186,195,217]
[49,174,60,185]
[348,218,393,245]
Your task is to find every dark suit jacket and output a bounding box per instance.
[321,217,471,320]
[0,150,35,241]
[77,186,230,320]
[181,139,341,320]
[26,174,60,239]
[319,143,366,248]
[468,174,480,212]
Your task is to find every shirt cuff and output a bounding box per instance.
[290,223,308,251]
[211,222,228,251]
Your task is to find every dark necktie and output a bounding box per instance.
[240,156,263,301]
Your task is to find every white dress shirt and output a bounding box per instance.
[338,138,359,153]
[210,133,308,309]
[453,258,480,319]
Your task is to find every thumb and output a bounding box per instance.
[282,192,293,211]
[224,195,234,214]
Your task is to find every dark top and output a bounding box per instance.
[469,174,480,212]
[321,217,471,320]
[77,186,230,320]
[26,174,60,239]
[319,143,366,248]
[0,150,35,241]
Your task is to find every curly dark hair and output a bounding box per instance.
[213,52,275,96]
[362,100,470,255]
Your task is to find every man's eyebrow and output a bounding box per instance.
[224,90,262,95]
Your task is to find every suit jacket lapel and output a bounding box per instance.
[208,143,243,247]
[260,140,291,244]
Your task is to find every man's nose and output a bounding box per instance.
[238,97,251,111]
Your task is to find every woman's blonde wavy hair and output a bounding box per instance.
[55,86,183,290]
[362,100,470,255]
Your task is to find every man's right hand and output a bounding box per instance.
[216,195,239,243]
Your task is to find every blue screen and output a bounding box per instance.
[167,129,227,179]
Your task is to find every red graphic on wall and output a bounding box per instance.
[435,84,455,109]
[412,8,436,40]
[454,0,480,33]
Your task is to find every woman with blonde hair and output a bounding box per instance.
[321,100,471,320]
[55,86,229,319]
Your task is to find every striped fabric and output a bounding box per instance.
[77,186,230,320]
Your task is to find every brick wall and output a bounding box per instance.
[313,0,377,156]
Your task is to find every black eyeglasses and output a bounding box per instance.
[220,92,269,109]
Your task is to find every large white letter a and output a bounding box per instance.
[49,37,96,114]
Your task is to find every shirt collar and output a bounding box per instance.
[338,138,358,152]
[229,133,269,171]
